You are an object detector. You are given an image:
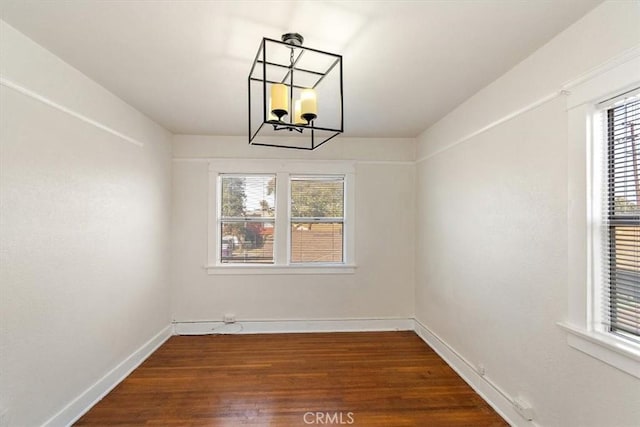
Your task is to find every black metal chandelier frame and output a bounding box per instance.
[248,34,344,150]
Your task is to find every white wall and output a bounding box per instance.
[171,135,415,323]
[0,21,172,426]
[4,1,639,425]
[415,2,640,427]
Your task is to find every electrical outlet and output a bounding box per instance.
[513,397,534,421]
[477,364,486,377]
[223,313,236,324]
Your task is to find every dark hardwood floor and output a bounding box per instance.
[75,331,507,426]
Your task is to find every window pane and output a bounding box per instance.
[609,225,640,338]
[607,96,640,340]
[291,222,343,263]
[611,226,640,271]
[290,176,344,218]
[221,175,275,218]
[221,221,274,263]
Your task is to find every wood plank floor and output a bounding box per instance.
[75,331,507,426]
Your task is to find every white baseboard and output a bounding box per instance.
[413,319,538,427]
[173,318,414,335]
[42,324,173,427]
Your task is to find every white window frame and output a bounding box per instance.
[206,159,356,275]
[561,55,640,379]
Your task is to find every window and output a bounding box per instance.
[207,160,355,274]
[219,175,275,264]
[290,176,344,263]
[563,54,640,379]
[603,95,640,342]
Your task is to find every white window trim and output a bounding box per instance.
[206,159,356,275]
[562,55,640,379]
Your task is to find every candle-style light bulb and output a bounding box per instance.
[300,89,317,123]
[270,83,288,121]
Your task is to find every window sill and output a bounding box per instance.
[557,322,640,379]
[205,264,357,275]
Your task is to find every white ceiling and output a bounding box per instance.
[0,0,600,138]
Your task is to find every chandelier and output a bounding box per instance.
[248,33,344,150]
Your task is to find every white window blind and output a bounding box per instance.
[219,174,275,263]
[290,175,345,263]
[603,92,640,342]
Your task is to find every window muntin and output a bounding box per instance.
[219,174,275,264]
[604,96,640,342]
[290,176,345,264]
